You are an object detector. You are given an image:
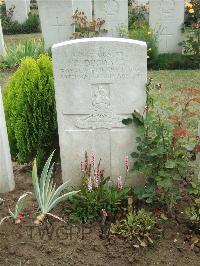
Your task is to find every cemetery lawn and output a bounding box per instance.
[0,34,42,90]
[1,33,200,92]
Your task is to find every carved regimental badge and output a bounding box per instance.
[75,83,125,129]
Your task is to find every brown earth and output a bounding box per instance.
[0,164,199,266]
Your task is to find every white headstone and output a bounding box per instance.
[0,88,15,193]
[0,20,6,57]
[94,0,128,37]
[5,0,28,24]
[37,0,74,48]
[52,37,147,186]
[149,0,184,53]
[73,0,92,21]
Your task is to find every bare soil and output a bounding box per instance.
[0,164,199,266]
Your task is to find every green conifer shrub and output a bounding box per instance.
[3,55,58,166]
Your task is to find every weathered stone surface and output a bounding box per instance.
[0,88,15,193]
[0,20,6,57]
[52,37,147,186]
[5,0,28,24]
[73,0,92,20]
[37,0,74,48]
[94,0,128,37]
[26,0,30,13]
[149,0,184,53]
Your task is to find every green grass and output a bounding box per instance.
[4,33,42,49]
[1,34,200,95]
[149,70,200,92]
[0,33,42,91]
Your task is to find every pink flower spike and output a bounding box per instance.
[88,176,93,192]
[80,161,84,172]
[85,152,88,170]
[93,170,99,188]
[117,176,123,190]
[125,155,129,175]
[91,152,95,168]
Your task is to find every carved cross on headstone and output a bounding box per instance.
[160,25,173,51]
[52,16,66,27]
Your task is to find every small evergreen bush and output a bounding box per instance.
[3,55,58,166]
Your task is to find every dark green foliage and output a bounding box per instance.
[0,3,40,34]
[111,209,157,247]
[185,0,200,26]
[123,81,200,210]
[128,6,146,29]
[69,185,130,223]
[180,23,200,59]
[186,181,200,230]
[3,55,58,166]
[149,53,200,70]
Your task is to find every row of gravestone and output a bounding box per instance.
[38,0,185,53]
[37,0,129,48]
[1,0,185,54]
[4,0,31,24]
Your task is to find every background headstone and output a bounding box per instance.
[94,0,128,37]
[149,0,184,53]
[5,0,28,24]
[37,0,74,48]
[0,20,6,57]
[26,0,31,13]
[73,0,92,20]
[52,37,147,186]
[0,88,15,193]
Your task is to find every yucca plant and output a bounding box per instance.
[32,151,80,224]
[0,192,32,225]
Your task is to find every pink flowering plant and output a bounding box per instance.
[69,152,130,223]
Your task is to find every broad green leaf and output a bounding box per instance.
[165,160,176,169]
[48,191,80,212]
[132,110,144,126]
